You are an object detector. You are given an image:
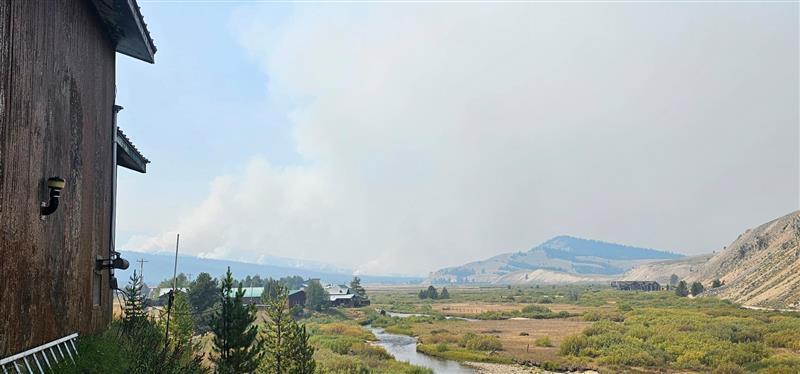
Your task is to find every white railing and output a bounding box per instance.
[0,333,79,373]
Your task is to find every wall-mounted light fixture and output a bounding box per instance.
[96,250,130,272]
[97,251,129,290]
[40,177,66,218]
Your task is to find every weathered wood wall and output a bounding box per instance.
[0,0,116,356]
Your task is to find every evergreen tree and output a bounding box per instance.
[261,283,316,373]
[279,275,305,290]
[251,275,264,287]
[669,274,679,287]
[427,285,439,300]
[160,272,189,288]
[418,290,427,299]
[123,270,146,331]
[160,291,195,350]
[690,281,705,296]
[675,280,689,297]
[210,267,263,373]
[187,272,219,333]
[305,280,329,311]
[262,278,283,301]
[712,279,723,288]
[288,324,316,374]
[439,287,450,299]
[262,283,293,373]
[349,276,366,298]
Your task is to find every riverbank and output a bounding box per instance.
[466,362,599,374]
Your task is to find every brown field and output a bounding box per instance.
[431,302,605,317]
[433,302,522,315]
[415,317,590,363]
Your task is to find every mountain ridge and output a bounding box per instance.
[427,235,682,284]
[116,250,423,286]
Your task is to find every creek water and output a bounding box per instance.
[367,326,477,374]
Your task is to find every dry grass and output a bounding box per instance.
[433,302,522,315]
[431,302,605,317]
[415,318,590,363]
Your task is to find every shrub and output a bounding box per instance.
[712,363,746,374]
[522,304,551,313]
[534,336,553,347]
[460,333,502,351]
[559,334,589,356]
[53,320,205,374]
[319,322,373,339]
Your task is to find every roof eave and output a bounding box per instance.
[91,0,157,63]
[116,128,150,173]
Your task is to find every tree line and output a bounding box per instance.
[418,285,449,299]
[122,268,318,374]
[669,274,724,298]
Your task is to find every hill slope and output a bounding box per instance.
[692,211,800,309]
[618,254,713,284]
[427,236,682,284]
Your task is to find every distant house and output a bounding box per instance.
[324,284,370,307]
[611,281,661,291]
[222,287,306,308]
[239,287,265,305]
[288,290,306,308]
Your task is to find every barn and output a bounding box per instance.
[0,0,156,359]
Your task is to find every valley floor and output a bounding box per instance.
[359,284,800,373]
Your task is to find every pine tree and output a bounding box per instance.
[262,278,283,302]
[261,283,316,373]
[210,267,263,374]
[427,285,438,300]
[675,280,689,297]
[690,281,705,296]
[305,280,329,311]
[440,287,450,299]
[669,274,679,287]
[288,323,316,374]
[711,279,723,288]
[262,283,293,373]
[160,291,195,350]
[123,270,146,331]
[349,276,366,298]
[418,289,427,299]
[187,272,219,333]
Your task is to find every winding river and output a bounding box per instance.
[367,326,476,373]
[368,311,477,373]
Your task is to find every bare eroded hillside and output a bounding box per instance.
[691,211,800,309]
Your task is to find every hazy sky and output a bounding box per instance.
[116,1,798,276]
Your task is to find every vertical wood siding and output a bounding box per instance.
[0,0,116,357]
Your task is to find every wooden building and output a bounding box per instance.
[288,290,306,308]
[0,0,155,358]
[610,281,662,292]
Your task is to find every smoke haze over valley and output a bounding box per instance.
[115,3,798,276]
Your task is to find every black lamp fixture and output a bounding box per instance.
[96,250,130,272]
[99,251,130,290]
[40,177,66,218]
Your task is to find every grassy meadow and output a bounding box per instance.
[359,285,800,373]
